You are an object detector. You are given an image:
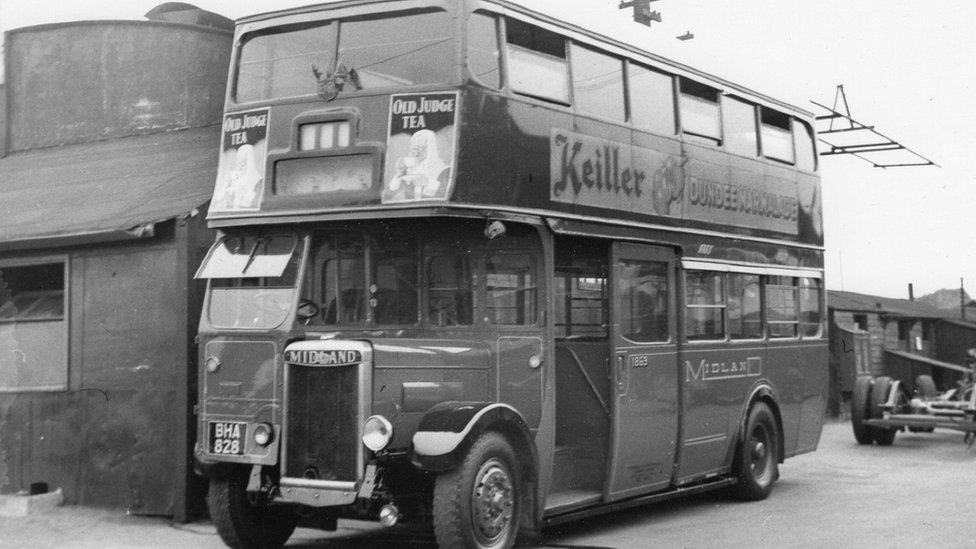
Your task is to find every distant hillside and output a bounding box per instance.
[917,288,972,310]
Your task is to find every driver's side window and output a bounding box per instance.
[426,252,473,327]
[308,232,366,325]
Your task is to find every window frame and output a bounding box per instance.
[467,11,503,89]
[502,17,571,105]
[232,8,459,105]
[798,277,824,339]
[485,252,540,327]
[619,258,672,344]
[569,42,626,122]
[793,118,818,172]
[0,255,70,393]
[721,95,759,157]
[626,60,677,135]
[678,77,723,145]
[764,275,800,339]
[726,272,764,341]
[683,269,727,342]
[759,106,796,165]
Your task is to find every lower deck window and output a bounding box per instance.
[487,254,537,325]
[728,273,762,339]
[620,260,670,343]
[799,277,823,337]
[766,276,799,338]
[427,253,473,327]
[685,270,724,340]
[0,260,67,392]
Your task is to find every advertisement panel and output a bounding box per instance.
[550,128,808,236]
[211,109,269,212]
[382,92,458,203]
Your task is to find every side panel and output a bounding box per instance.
[497,336,544,429]
[676,344,765,481]
[780,341,828,454]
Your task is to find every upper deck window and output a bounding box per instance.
[629,63,675,135]
[760,107,795,163]
[679,78,721,143]
[722,97,758,156]
[236,22,334,104]
[793,119,818,172]
[468,11,501,88]
[570,44,625,121]
[505,18,569,103]
[235,10,454,103]
[337,11,454,90]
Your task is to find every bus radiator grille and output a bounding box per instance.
[285,363,359,482]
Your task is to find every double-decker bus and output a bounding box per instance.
[193,1,827,547]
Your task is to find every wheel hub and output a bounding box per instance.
[749,425,772,482]
[472,459,514,544]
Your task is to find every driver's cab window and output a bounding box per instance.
[371,236,419,325]
[426,251,473,326]
[309,233,366,325]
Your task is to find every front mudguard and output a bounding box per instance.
[409,401,536,474]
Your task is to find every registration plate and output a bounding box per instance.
[209,422,246,455]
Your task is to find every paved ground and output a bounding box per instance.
[3,420,975,548]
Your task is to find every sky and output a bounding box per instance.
[1,0,974,299]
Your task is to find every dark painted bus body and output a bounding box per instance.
[193,1,827,547]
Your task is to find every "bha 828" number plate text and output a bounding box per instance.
[209,422,246,455]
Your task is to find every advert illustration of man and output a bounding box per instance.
[385,129,451,201]
[216,143,263,210]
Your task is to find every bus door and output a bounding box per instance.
[607,242,679,500]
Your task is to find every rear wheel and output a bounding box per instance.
[207,467,297,549]
[851,376,875,444]
[433,432,522,549]
[870,376,897,446]
[731,402,779,501]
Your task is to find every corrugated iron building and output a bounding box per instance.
[0,7,231,520]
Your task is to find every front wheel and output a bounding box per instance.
[731,402,780,501]
[207,467,297,549]
[433,432,522,549]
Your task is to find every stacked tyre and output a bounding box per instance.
[851,375,897,446]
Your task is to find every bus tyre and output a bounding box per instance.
[731,402,779,501]
[433,432,521,549]
[851,376,875,445]
[870,376,897,446]
[915,375,937,399]
[207,468,297,549]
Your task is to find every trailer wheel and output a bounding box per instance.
[207,467,297,549]
[851,376,875,445]
[433,432,521,549]
[870,376,897,446]
[731,402,779,501]
[915,375,937,399]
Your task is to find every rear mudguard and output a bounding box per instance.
[410,401,536,473]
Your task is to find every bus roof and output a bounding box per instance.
[234,0,812,119]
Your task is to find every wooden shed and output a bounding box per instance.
[0,8,230,520]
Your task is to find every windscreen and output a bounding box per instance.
[199,233,303,330]
[235,9,455,103]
